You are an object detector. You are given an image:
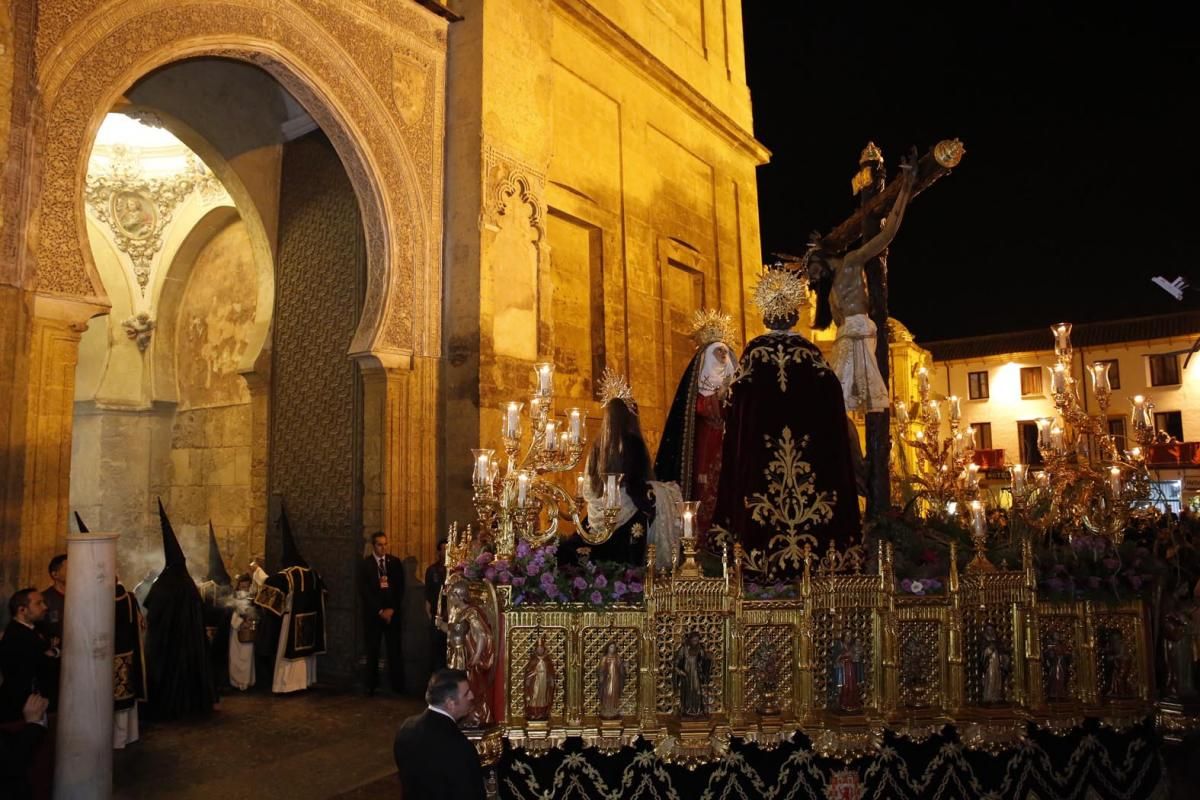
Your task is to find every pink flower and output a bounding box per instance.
[572,576,588,591]
[593,574,608,588]
[628,581,643,594]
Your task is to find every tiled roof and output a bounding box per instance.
[925,311,1200,362]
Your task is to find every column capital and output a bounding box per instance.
[33,292,108,332]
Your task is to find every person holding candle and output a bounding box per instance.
[655,309,739,549]
[713,267,861,579]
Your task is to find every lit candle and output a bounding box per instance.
[1130,446,1143,462]
[682,509,695,539]
[1050,424,1064,453]
[1090,361,1111,394]
[1144,401,1156,429]
[567,408,583,445]
[928,400,941,424]
[472,451,491,488]
[1109,466,1122,496]
[965,426,976,449]
[604,474,620,508]
[535,362,554,397]
[894,401,909,425]
[915,429,925,442]
[968,463,980,489]
[1036,470,1050,487]
[916,367,930,399]
[1052,322,1072,356]
[1131,395,1145,425]
[576,474,586,499]
[1049,363,1067,394]
[1036,417,1053,449]
[559,431,570,452]
[970,499,987,537]
[948,395,961,422]
[1011,464,1025,494]
[517,472,530,506]
[544,420,558,452]
[504,401,523,439]
[952,432,964,456]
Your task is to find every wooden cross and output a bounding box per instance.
[782,138,965,519]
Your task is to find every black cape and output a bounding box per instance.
[144,500,217,719]
[655,349,705,499]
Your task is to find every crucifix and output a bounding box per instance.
[797,138,964,518]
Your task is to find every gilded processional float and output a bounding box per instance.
[438,141,1197,799]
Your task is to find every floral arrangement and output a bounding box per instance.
[456,540,644,606]
[1037,534,1164,602]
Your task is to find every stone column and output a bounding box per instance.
[54,531,118,800]
[19,295,102,587]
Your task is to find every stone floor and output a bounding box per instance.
[113,687,421,800]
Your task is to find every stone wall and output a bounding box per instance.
[442,0,767,524]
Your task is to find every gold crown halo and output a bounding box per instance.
[689,309,737,349]
[753,267,808,323]
[598,368,638,414]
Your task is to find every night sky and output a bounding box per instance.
[743,4,1199,342]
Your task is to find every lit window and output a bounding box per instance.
[968,371,989,400]
[1149,353,1180,387]
[1020,367,1043,397]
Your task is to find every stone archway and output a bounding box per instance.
[14,0,446,588]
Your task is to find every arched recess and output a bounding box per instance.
[33,0,439,360]
[153,205,242,403]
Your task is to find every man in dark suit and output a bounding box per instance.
[0,589,59,723]
[360,531,405,695]
[393,668,485,800]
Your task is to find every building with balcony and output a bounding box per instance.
[924,310,1200,511]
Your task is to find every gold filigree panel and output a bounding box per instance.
[655,613,726,714]
[745,624,795,715]
[813,608,874,711]
[898,619,941,709]
[1039,614,1079,703]
[34,1,443,355]
[1096,613,1143,702]
[582,626,639,718]
[965,605,1015,706]
[507,626,568,721]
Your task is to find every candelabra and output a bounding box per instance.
[895,366,992,569]
[470,362,621,559]
[1007,323,1159,544]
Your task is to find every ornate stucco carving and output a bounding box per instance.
[483,145,547,240]
[121,311,155,351]
[84,148,221,291]
[33,0,446,357]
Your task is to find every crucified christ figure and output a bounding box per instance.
[806,150,917,413]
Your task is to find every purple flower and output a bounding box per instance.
[1128,575,1143,590]
[510,576,526,587]
[514,593,526,605]
[475,552,494,566]
[593,574,608,589]
[628,581,643,594]
[544,545,558,558]
[540,571,556,587]
[748,582,762,594]
[589,591,603,605]
[526,562,541,577]
[496,571,512,584]
[483,566,497,581]
[573,576,588,591]
[613,580,627,597]
[900,579,913,592]
[516,541,532,559]
[1102,557,1120,571]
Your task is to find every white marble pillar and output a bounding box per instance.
[54,532,118,800]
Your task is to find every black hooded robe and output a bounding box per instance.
[144,500,217,719]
